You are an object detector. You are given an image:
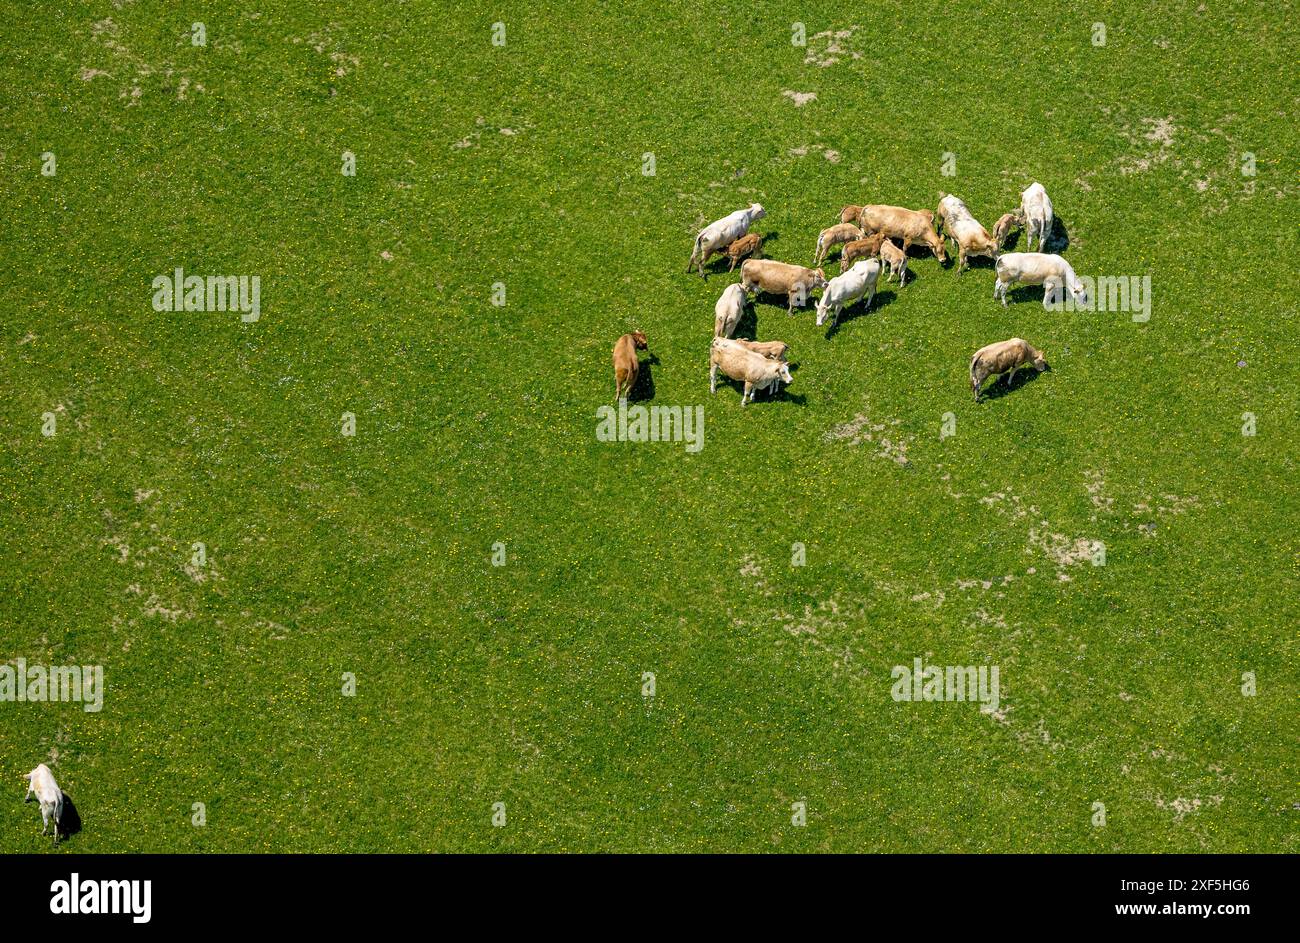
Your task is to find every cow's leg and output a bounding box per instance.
[741,381,752,406]
[709,364,718,394]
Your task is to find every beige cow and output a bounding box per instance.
[739,259,828,314]
[857,205,947,263]
[970,337,1048,401]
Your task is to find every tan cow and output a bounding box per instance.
[970,337,1048,402]
[857,205,947,262]
[878,238,908,285]
[739,259,828,314]
[814,223,865,266]
[840,233,887,272]
[935,194,999,273]
[993,211,1023,248]
[612,330,648,402]
[710,338,793,405]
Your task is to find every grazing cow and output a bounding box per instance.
[839,233,887,271]
[970,337,1049,402]
[710,337,793,405]
[993,252,1088,309]
[23,764,63,843]
[1020,183,1054,251]
[935,194,999,273]
[878,238,908,285]
[857,205,947,263]
[687,204,766,277]
[993,211,1023,248]
[612,330,648,401]
[815,259,882,329]
[739,259,828,314]
[713,283,747,339]
[839,204,865,225]
[814,223,864,266]
[725,232,763,271]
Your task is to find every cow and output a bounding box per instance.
[612,330,648,401]
[970,337,1049,401]
[709,337,793,405]
[23,764,64,843]
[857,205,947,263]
[815,259,882,329]
[814,223,865,266]
[993,211,1023,249]
[993,252,1088,309]
[1020,183,1054,251]
[739,259,828,315]
[733,339,790,395]
[713,283,747,339]
[878,238,908,285]
[935,194,999,273]
[725,232,763,271]
[687,204,766,277]
[839,233,887,272]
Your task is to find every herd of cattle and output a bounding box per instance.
[612,182,1079,405]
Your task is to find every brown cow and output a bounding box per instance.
[839,233,887,271]
[725,233,764,271]
[613,331,648,402]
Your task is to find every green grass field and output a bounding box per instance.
[1,0,1296,852]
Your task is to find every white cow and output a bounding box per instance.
[687,204,766,277]
[713,283,747,338]
[994,252,1088,309]
[23,764,63,843]
[1020,183,1054,251]
[815,259,881,328]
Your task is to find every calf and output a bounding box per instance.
[878,238,908,285]
[23,764,63,843]
[857,205,947,263]
[687,203,766,277]
[733,338,789,362]
[740,259,828,315]
[713,283,747,339]
[814,223,864,266]
[710,338,793,405]
[612,330,648,401]
[970,337,1048,402]
[993,211,1023,248]
[935,194,999,273]
[815,259,881,329]
[725,232,763,271]
[994,252,1088,309]
[1020,182,1053,251]
[839,233,887,271]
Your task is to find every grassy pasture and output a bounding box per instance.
[0,1,1295,851]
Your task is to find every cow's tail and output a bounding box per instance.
[814,234,824,264]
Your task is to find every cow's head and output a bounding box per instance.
[840,205,862,225]
[749,203,766,220]
[776,363,793,385]
[929,234,948,263]
[1032,350,1049,372]
[812,268,828,289]
[631,331,648,349]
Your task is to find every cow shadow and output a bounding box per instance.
[58,792,83,840]
[735,303,760,340]
[1043,215,1071,253]
[978,366,1046,401]
[823,290,898,339]
[628,354,659,401]
[1002,285,1050,307]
